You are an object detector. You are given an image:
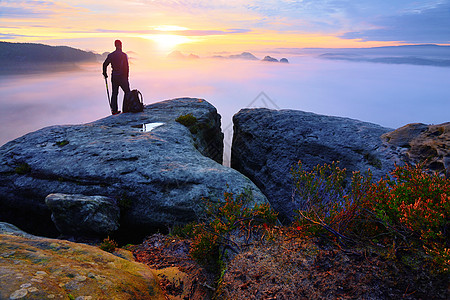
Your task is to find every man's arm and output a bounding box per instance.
[102,55,110,78]
[125,53,129,78]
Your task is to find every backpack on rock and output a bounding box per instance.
[123,89,144,113]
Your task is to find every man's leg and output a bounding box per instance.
[111,76,120,113]
[120,77,131,111]
[120,77,131,95]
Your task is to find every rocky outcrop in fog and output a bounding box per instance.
[0,98,268,240]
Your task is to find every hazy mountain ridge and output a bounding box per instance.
[319,53,450,67]
[0,41,99,63]
[280,44,450,57]
[168,50,289,63]
[0,41,100,74]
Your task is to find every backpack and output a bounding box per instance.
[123,89,144,113]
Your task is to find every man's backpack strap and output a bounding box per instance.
[137,90,144,105]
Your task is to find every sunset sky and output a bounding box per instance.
[1,0,450,55]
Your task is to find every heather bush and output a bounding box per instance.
[178,188,278,265]
[99,236,117,253]
[292,160,449,272]
[291,161,372,242]
[367,163,449,271]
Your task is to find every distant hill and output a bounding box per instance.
[227,52,259,60]
[0,41,100,74]
[169,51,289,63]
[212,52,259,60]
[280,44,450,67]
[283,44,450,57]
[319,53,450,67]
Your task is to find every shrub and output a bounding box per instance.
[178,188,278,265]
[54,140,69,147]
[292,160,449,272]
[15,162,31,175]
[367,163,450,270]
[99,236,117,253]
[171,221,196,238]
[291,161,372,242]
[176,113,197,127]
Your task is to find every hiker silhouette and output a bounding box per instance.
[103,40,130,115]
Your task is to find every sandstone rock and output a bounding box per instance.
[0,98,268,240]
[45,193,120,237]
[231,108,398,222]
[0,222,38,239]
[381,122,450,176]
[0,223,164,300]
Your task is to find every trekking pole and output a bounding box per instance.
[104,76,112,113]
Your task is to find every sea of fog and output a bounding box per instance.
[1,56,449,165]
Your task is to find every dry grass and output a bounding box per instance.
[215,227,449,300]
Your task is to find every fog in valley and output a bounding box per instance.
[1,54,449,165]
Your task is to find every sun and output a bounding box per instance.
[144,25,195,52]
[148,34,193,52]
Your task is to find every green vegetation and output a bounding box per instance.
[174,188,278,267]
[368,163,449,270]
[292,160,449,273]
[176,113,202,134]
[176,113,197,127]
[15,162,31,175]
[364,152,382,169]
[54,140,69,147]
[291,160,373,242]
[167,160,448,300]
[99,236,118,253]
[149,162,449,297]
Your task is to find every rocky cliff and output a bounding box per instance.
[231,108,400,222]
[0,98,268,241]
[381,122,450,176]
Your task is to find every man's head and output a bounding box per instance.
[115,40,122,50]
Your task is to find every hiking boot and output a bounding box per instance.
[112,110,121,115]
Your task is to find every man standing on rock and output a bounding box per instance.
[102,40,130,115]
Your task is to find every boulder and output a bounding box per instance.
[0,98,268,241]
[381,122,450,176]
[231,108,398,222]
[280,58,289,63]
[45,193,120,237]
[0,222,164,300]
